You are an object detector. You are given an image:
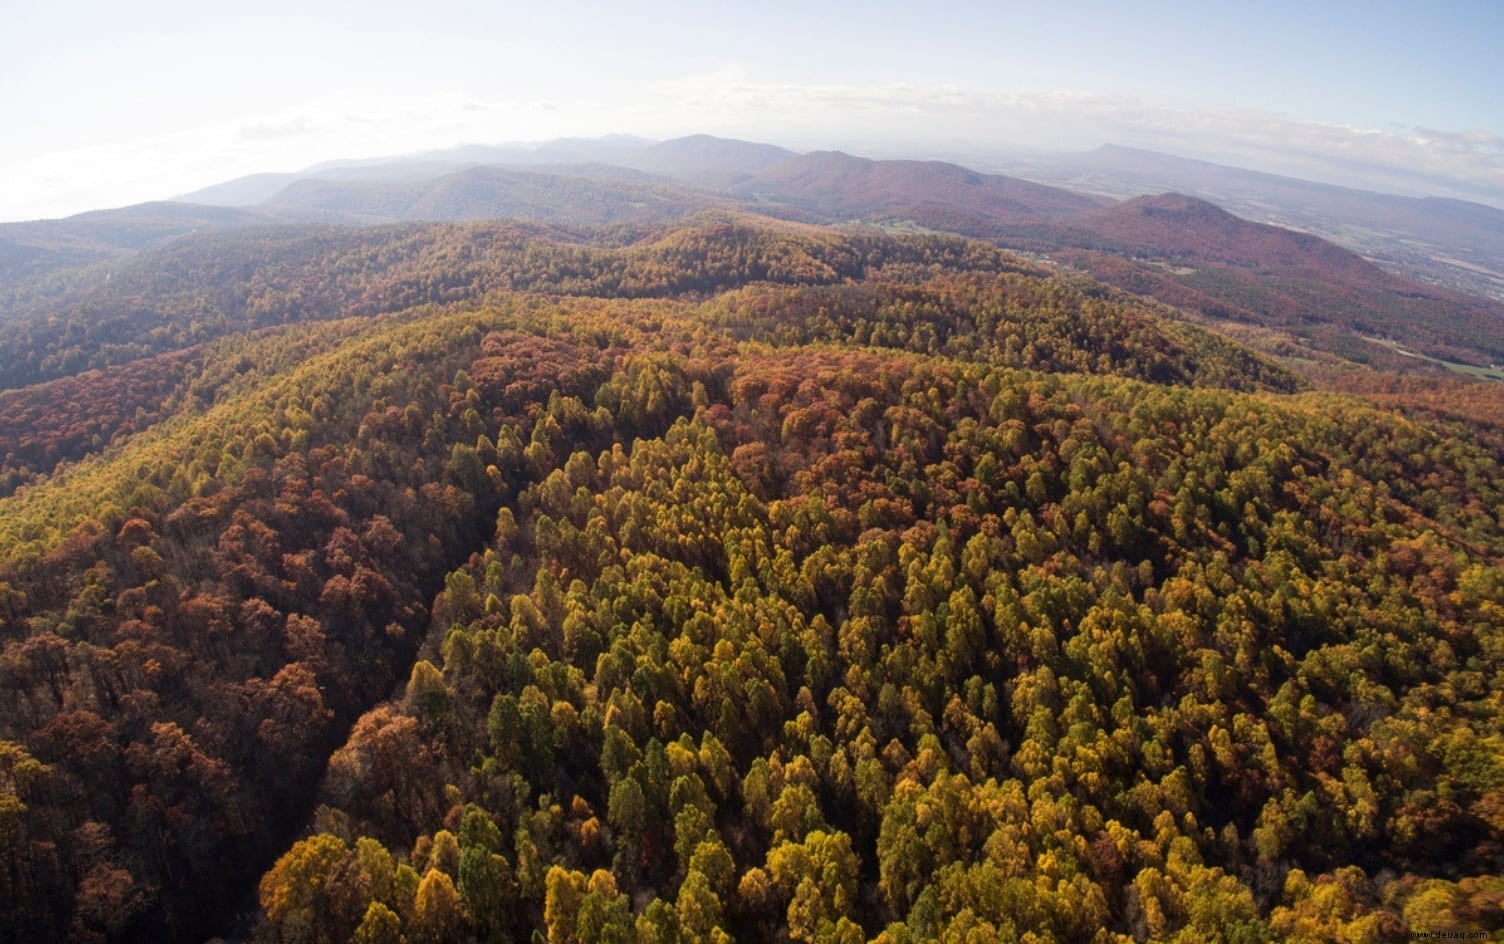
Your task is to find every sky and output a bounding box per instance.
[2,0,1502,221]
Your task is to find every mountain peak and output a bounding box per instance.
[621,135,796,188]
[1119,191,1228,214]
[1059,191,1425,298]
[1108,192,1246,228]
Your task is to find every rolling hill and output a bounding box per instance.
[1067,193,1382,278]
[996,143,1504,303]
[0,202,278,291]
[0,210,1500,943]
[1019,193,1504,367]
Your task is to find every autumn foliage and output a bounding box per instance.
[0,215,1499,943]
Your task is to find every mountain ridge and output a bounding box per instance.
[1014,191,1504,366]
[1071,193,1389,278]
[733,149,1107,228]
[997,142,1504,302]
[6,134,1503,371]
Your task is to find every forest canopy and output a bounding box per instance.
[0,214,1499,943]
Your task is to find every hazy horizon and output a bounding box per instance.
[4,0,1502,222]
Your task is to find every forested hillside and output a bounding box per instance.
[0,215,1500,943]
[0,214,941,389]
[1002,194,1504,369]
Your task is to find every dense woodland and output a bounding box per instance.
[0,215,1501,943]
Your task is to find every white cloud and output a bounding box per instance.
[236,115,317,142]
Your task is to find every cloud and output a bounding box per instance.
[237,115,316,142]
[1411,127,1504,152]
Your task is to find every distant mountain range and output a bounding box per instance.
[728,150,1106,232]
[182,136,1102,231]
[0,135,1103,284]
[992,143,1504,303]
[258,164,731,226]
[175,134,784,207]
[3,133,1502,368]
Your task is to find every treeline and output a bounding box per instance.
[707,275,1297,392]
[0,215,1022,392]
